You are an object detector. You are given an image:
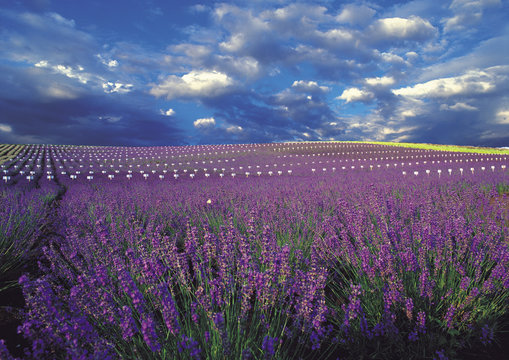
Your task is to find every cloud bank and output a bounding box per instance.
[0,1,508,146]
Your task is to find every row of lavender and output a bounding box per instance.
[0,142,62,287]
[0,185,58,287]
[2,144,507,185]
[0,143,508,359]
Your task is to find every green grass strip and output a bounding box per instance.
[0,144,25,165]
[349,141,509,155]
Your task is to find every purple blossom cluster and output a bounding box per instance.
[0,142,508,359]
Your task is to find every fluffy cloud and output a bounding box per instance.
[102,82,133,94]
[443,0,502,32]
[193,117,216,128]
[33,60,134,95]
[171,43,212,60]
[0,88,183,146]
[1,10,141,101]
[226,125,243,133]
[291,80,329,93]
[213,3,284,63]
[160,108,175,116]
[274,81,337,129]
[96,54,119,68]
[213,55,260,78]
[392,68,502,98]
[370,16,436,41]
[1,1,508,147]
[336,4,376,25]
[0,10,95,66]
[337,87,374,103]
[364,76,395,87]
[495,109,509,124]
[150,70,236,99]
[415,30,509,83]
[0,123,13,133]
[439,102,478,111]
[35,61,90,84]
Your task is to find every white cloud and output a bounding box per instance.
[160,108,176,116]
[364,76,395,87]
[47,12,75,27]
[220,33,246,52]
[54,64,90,84]
[392,69,498,98]
[34,60,49,68]
[406,51,419,61]
[416,35,509,83]
[381,125,418,136]
[44,84,80,100]
[443,0,501,32]
[443,14,481,32]
[0,123,13,133]
[319,28,355,43]
[172,44,212,59]
[194,117,216,128]
[1,10,96,68]
[215,55,260,78]
[375,51,408,65]
[439,102,478,111]
[371,16,436,41]
[336,4,376,25]
[272,3,329,22]
[337,87,374,103]
[291,80,329,93]
[102,81,134,94]
[96,54,119,68]
[150,70,235,99]
[33,58,135,96]
[226,125,243,133]
[495,110,509,124]
[107,60,118,67]
[390,97,427,122]
[401,110,417,117]
[34,60,90,84]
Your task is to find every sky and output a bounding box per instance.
[0,0,508,147]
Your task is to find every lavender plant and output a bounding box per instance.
[0,142,507,359]
[0,186,57,292]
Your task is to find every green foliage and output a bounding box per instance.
[0,188,56,292]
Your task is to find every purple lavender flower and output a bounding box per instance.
[141,315,161,352]
[0,339,16,360]
[417,311,426,334]
[261,335,279,360]
[405,297,414,321]
[359,311,373,340]
[119,306,137,340]
[480,324,494,346]
[213,313,231,356]
[346,284,363,320]
[408,329,419,342]
[419,267,435,300]
[460,276,470,292]
[434,349,448,360]
[178,335,201,359]
[157,284,180,335]
[444,305,455,329]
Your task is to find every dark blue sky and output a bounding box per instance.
[1,0,508,146]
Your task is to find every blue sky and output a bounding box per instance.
[0,0,508,146]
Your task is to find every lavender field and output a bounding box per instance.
[0,142,508,360]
